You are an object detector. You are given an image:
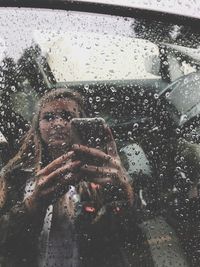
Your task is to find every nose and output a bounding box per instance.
[52,117,66,128]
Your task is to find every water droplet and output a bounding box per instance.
[96,96,101,102]
[11,85,16,92]
[154,93,159,99]
[110,86,116,93]
[84,84,89,91]
[110,97,115,102]
[165,92,170,98]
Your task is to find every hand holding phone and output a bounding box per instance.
[71,121,134,209]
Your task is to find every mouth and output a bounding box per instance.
[49,131,69,140]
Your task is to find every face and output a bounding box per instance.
[39,98,80,148]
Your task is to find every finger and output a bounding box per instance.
[37,151,75,176]
[41,178,71,201]
[72,144,112,162]
[89,183,103,205]
[56,173,79,191]
[92,205,107,224]
[80,164,118,177]
[92,177,113,185]
[41,185,57,197]
[79,181,92,198]
[78,181,103,208]
[104,126,118,157]
[38,160,81,187]
[46,160,81,184]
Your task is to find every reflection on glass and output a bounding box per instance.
[0,6,200,267]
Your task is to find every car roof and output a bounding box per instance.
[1,0,199,34]
[77,0,200,20]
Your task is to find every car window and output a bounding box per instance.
[1,5,200,267]
[1,8,199,141]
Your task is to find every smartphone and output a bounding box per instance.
[71,117,108,166]
[71,117,107,150]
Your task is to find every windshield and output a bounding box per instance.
[0,8,161,81]
[1,5,200,267]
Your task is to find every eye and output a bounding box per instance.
[60,111,74,121]
[43,113,55,122]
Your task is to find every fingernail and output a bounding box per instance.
[80,164,86,169]
[66,151,74,156]
[105,155,111,161]
[36,171,42,176]
[91,183,100,190]
[84,206,96,213]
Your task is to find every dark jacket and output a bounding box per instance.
[0,167,150,267]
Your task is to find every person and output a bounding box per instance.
[0,87,144,267]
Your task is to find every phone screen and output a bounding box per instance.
[71,118,107,150]
[71,118,108,166]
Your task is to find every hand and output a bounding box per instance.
[72,126,134,207]
[25,151,81,214]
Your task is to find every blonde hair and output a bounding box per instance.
[2,87,85,175]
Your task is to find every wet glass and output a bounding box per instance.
[0,5,200,267]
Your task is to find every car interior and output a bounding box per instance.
[1,2,200,266]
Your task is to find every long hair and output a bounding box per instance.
[1,86,85,177]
